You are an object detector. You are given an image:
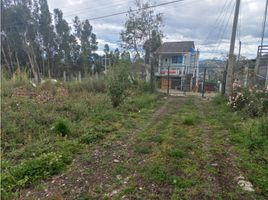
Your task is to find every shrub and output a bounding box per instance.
[79,126,113,144]
[1,69,32,97]
[244,96,263,117]
[54,118,71,137]
[182,115,197,125]
[107,61,131,107]
[213,94,228,105]
[66,76,106,93]
[167,149,186,158]
[1,152,71,197]
[228,86,268,117]
[80,132,104,144]
[134,79,151,93]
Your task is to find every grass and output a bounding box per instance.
[2,77,267,199]
[208,95,268,197]
[1,79,163,199]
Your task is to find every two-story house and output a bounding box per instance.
[155,41,200,91]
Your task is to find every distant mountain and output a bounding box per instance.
[199,59,226,73]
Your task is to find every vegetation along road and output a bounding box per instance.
[1,82,267,199]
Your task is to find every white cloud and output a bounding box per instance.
[67,0,84,6]
[48,0,268,60]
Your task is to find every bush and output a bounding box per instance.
[133,78,151,93]
[1,152,71,197]
[244,96,263,117]
[213,94,228,105]
[79,125,114,144]
[167,149,186,158]
[1,69,32,97]
[107,61,131,107]
[80,132,104,144]
[182,115,198,125]
[54,118,72,137]
[67,76,106,93]
[228,86,268,117]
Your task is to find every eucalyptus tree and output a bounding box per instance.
[73,16,98,74]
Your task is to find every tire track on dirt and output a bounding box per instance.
[19,96,180,200]
[194,98,255,200]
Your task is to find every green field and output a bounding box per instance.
[1,82,267,199]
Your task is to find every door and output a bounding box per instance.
[171,77,181,90]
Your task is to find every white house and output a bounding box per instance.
[155,41,200,91]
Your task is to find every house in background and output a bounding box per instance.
[155,41,200,91]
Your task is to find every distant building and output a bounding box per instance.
[155,41,200,91]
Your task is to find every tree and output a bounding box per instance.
[143,29,162,65]
[1,0,41,81]
[1,1,99,80]
[38,0,55,76]
[121,51,131,62]
[54,8,72,76]
[107,61,131,107]
[104,44,109,55]
[120,0,163,61]
[120,0,163,91]
[73,17,98,74]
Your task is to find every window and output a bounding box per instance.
[171,55,183,64]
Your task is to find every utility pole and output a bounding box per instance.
[261,0,268,47]
[104,53,107,73]
[263,0,268,88]
[167,64,170,95]
[149,31,154,92]
[225,0,241,95]
[238,41,242,60]
[202,68,207,98]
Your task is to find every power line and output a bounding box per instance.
[55,0,128,12]
[62,0,130,18]
[213,1,235,49]
[2,0,185,29]
[201,0,230,45]
[207,0,235,55]
[78,0,185,21]
[200,0,234,58]
[214,2,236,52]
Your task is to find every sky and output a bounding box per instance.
[47,0,268,60]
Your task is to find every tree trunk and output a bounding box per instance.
[15,51,20,73]
[1,46,12,76]
[26,47,41,83]
[32,46,41,81]
[7,43,14,74]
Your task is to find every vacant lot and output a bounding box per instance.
[1,84,267,199]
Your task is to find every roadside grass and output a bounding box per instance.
[209,95,268,198]
[1,82,163,199]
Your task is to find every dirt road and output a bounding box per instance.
[20,96,257,200]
